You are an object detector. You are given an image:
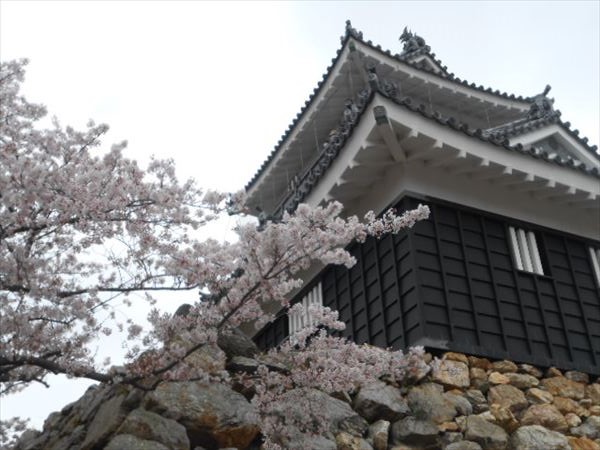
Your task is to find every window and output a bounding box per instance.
[589,246,600,287]
[508,226,544,275]
[288,282,323,336]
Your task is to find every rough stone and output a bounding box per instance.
[521,403,568,432]
[505,372,539,389]
[474,410,496,423]
[445,442,483,450]
[487,384,528,412]
[510,425,570,450]
[144,381,259,449]
[519,364,543,378]
[280,388,368,438]
[390,416,439,447]
[217,327,259,359]
[184,343,226,374]
[287,434,336,450]
[571,416,600,439]
[469,367,487,380]
[432,359,470,388]
[587,384,600,405]
[353,380,410,422]
[553,396,586,415]
[444,352,469,364]
[103,434,169,450]
[526,387,554,404]
[116,408,189,450]
[464,415,508,450]
[439,431,463,447]
[471,378,490,394]
[541,376,586,400]
[438,421,460,432]
[336,431,374,450]
[590,405,600,415]
[568,436,600,450]
[468,356,491,370]
[368,420,390,450]
[546,367,563,378]
[488,372,510,385]
[407,383,457,424]
[445,392,473,416]
[566,412,583,427]
[225,355,260,373]
[489,404,519,433]
[566,371,590,384]
[490,360,517,373]
[465,389,489,413]
[81,393,128,450]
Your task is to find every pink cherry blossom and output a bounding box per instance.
[0,59,430,446]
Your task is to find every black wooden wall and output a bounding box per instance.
[254,196,600,374]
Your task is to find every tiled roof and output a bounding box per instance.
[245,21,600,199]
[245,22,537,193]
[271,87,599,218]
[342,21,534,103]
[375,90,600,177]
[482,112,599,160]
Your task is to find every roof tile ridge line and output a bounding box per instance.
[352,34,534,104]
[483,114,559,138]
[271,88,375,219]
[344,21,450,77]
[245,31,355,192]
[555,115,599,158]
[375,88,600,179]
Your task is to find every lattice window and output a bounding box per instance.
[508,226,545,275]
[589,246,600,288]
[288,282,323,336]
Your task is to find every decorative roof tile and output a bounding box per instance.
[246,21,598,196]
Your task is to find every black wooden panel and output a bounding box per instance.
[254,313,288,351]
[253,196,600,373]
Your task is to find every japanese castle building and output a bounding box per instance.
[244,22,600,374]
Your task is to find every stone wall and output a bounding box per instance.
[14,346,600,450]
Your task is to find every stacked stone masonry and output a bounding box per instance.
[15,348,600,450]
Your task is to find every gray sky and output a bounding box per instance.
[1,0,599,430]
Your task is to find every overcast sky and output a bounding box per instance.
[1,0,599,430]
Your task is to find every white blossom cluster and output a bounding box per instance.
[0,59,430,446]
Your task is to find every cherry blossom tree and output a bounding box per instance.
[1,59,430,447]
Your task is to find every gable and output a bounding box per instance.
[508,125,600,171]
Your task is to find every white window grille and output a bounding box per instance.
[589,246,600,287]
[508,226,544,275]
[288,282,323,336]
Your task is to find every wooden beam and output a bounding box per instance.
[469,162,507,181]
[549,187,591,204]
[449,157,487,176]
[492,169,529,186]
[510,176,551,192]
[406,139,443,161]
[373,106,406,162]
[426,149,466,168]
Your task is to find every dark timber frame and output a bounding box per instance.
[254,196,600,374]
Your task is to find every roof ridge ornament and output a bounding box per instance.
[399,27,430,56]
[342,20,363,44]
[528,84,557,120]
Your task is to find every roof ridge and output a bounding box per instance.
[342,20,535,103]
[246,22,593,194]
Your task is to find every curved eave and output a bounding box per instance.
[244,35,352,195]
[377,91,599,178]
[245,27,541,198]
[277,90,599,220]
